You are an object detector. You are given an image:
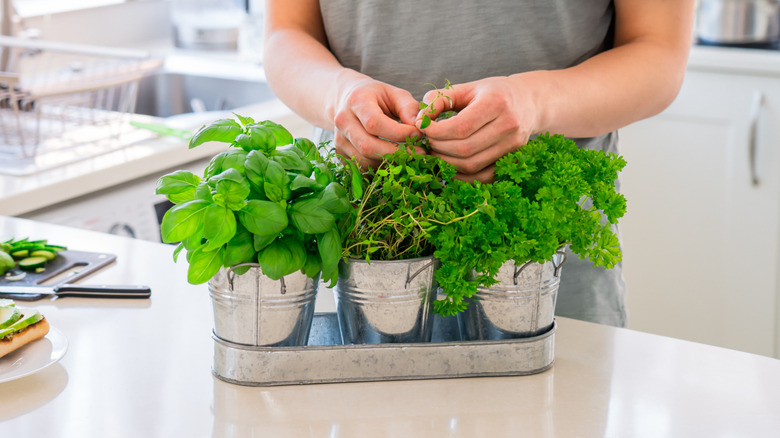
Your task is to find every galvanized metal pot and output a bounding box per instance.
[459,249,567,340]
[208,263,319,347]
[334,256,439,344]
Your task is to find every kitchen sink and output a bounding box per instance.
[133,72,277,117]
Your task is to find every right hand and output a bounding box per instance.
[333,77,422,168]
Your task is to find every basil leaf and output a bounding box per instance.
[211,169,250,211]
[244,149,270,191]
[301,251,322,278]
[273,148,312,175]
[317,227,341,286]
[203,204,237,251]
[155,170,201,204]
[160,199,210,243]
[189,118,243,149]
[187,246,225,284]
[347,160,364,200]
[312,162,334,187]
[282,235,307,276]
[239,199,288,236]
[290,174,323,193]
[194,181,213,202]
[317,182,350,215]
[247,124,277,153]
[290,198,335,234]
[224,222,255,267]
[234,114,255,127]
[253,232,277,252]
[257,238,291,280]
[294,137,319,161]
[259,120,293,147]
[263,160,288,202]
[172,242,185,262]
[204,149,247,179]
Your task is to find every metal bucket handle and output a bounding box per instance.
[405,259,435,289]
[512,248,569,284]
[226,262,288,295]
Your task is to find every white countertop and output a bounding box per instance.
[1,215,779,437]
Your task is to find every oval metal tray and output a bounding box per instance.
[212,313,555,386]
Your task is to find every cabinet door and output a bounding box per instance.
[618,70,780,357]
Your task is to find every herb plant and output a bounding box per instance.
[340,136,478,261]
[155,115,349,286]
[429,133,627,316]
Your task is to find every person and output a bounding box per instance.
[262,0,696,327]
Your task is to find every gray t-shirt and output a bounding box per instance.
[316,0,626,327]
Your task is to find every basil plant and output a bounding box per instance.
[155,115,350,286]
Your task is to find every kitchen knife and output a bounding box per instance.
[0,284,152,300]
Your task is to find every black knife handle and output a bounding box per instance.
[55,284,152,299]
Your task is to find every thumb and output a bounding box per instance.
[416,84,471,128]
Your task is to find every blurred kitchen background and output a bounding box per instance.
[1,0,779,360]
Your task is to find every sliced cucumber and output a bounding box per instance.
[30,250,56,261]
[18,256,47,271]
[10,249,28,259]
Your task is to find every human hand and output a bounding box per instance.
[417,76,540,182]
[333,76,422,168]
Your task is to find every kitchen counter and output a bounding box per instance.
[0,44,311,218]
[1,215,779,437]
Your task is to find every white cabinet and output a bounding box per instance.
[618,64,780,357]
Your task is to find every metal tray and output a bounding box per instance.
[212,313,555,386]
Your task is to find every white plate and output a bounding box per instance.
[0,326,68,384]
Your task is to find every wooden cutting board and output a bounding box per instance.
[1,250,117,288]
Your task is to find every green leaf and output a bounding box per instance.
[172,242,184,262]
[317,227,341,285]
[253,232,277,251]
[203,204,237,251]
[259,120,294,147]
[290,198,335,234]
[160,199,210,243]
[317,182,350,215]
[246,125,277,152]
[347,160,364,200]
[301,252,322,278]
[189,118,243,149]
[313,162,335,187]
[194,181,214,202]
[420,114,431,129]
[273,148,312,175]
[294,137,319,161]
[234,113,255,127]
[224,222,256,267]
[210,169,250,211]
[187,246,225,284]
[245,149,270,189]
[155,170,201,204]
[239,199,288,235]
[257,238,299,280]
[263,160,289,202]
[290,174,323,193]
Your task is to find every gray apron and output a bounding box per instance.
[315,0,626,327]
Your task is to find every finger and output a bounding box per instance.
[454,164,496,184]
[390,90,426,128]
[431,137,520,177]
[353,97,420,143]
[334,130,382,169]
[335,110,400,160]
[423,93,499,141]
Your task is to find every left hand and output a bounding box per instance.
[417,76,540,182]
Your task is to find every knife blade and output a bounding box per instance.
[0,284,152,300]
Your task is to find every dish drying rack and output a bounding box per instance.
[0,35,162,176]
